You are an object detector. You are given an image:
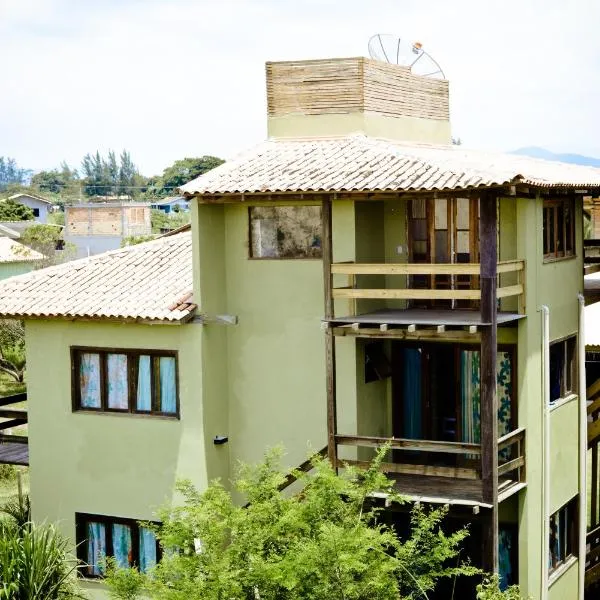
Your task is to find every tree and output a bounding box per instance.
[0,200,34,221]
[0,157,31,192]
[81,150,144,199]
[20,224,76,268]
[106,448,477,600]
[30,162,80,197]
[144,156,224,198]
[0,320,25,384]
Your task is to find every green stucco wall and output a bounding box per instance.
[548,559,579,600]
[0,261,35,280]
[24,319,206,598]
[515,194,583,599]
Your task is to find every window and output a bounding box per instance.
[249,205,322,259]
[32,208,40,217]
[549,497,578,574]
[543,198,575,260]
[76,513,160,577]
[549,337,577,403]
[72,348,178,416]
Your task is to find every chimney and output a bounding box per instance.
[266,57,450,144]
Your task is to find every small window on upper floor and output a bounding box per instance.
[549,336,577,404]
[543,198,575,261]
[549,496,578,575]
[72,347,178,416]
[249,206,322,259]
[76,513,160,578]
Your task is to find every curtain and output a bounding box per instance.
[112,524,133,569]
[86,521,106,576]
[460,351,512,444]
[498,527,514,590]
[107,354,128,409]
[80,353,101,408]
[401,349,422,439]
[160,357,177,414]
[136,355,152,411]
[139,527,158,573]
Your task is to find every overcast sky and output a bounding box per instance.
[1,0,599,176]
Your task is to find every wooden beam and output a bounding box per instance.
[407,324,416,332]
[338,458,479,480]
[437,325,445,333]
[335,433,481,455]
[379,323,388,332]
[331,326,484,343]
[332,288,482,300]
[0,419,27,431]
[468,325,478,334]
[480,192,499,574]
[0,393,27,407]
[0,409,27,420]
[322,197,337,468]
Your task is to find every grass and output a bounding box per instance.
[0,467,29,505]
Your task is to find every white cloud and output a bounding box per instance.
[1,0,599,174]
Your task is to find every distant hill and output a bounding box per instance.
[512,146,600,167]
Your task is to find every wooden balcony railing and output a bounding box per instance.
[334,429,526,503]
[331,260,525,312]
[0,393,28,444]
[586,525,600,590]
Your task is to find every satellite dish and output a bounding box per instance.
[368,34,445,79]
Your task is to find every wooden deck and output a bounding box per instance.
[0,441,28,466]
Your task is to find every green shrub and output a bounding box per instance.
[0,464,16,482]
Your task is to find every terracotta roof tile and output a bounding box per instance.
[0,231,194,323]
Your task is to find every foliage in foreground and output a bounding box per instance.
[476,575,531,599]
[0,320,25,384]
[106,448,478,600]
[0,496,81,599]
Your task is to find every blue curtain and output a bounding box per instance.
[137,355,152,411]
[107,354,129,409]
[401,349,422,439]
[80,353,101,408]
[160,357,177,414]
[139,526,158,573]
[112,524,133,568]
[498,527,514,590]
[86,521,106,576]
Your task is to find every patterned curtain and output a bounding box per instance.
[159,357,177,414]
[139,527,158,573]
[80,353,101,408]
[136,355,152,411]
[401,349,422,439]
[112,523,133,569]
[86,521,106,576]
[460,350,512,444]
[107,354,129,409]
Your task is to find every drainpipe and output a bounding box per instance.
[578,294,587,600]
[541,305,550,600]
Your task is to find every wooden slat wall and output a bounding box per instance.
[266,57,449,121]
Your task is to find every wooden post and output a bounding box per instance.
[480,193,499,573]
[322,197,338,467]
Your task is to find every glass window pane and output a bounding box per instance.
[411,219,427,241]
[112,523,133,569]
[435,230,448,262]
[457,230,470,254]
[434,198,447,229]
[549,343,565,402]
[136,355,152,411]
[411,198,426,219]
[159,357,177,414]
[249,206,322,259]
[107,354,129,410]
[456,198,470,230]
[139,527,158,573]
[79,353,101,408]
[565,201,573,253]
[86,521,106,576]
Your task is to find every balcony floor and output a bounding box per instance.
[0,441,28,466]
[326,308,525,327]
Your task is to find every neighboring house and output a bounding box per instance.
[150,196,189,214]
[8,192,52,223]
[0,237,45,279]
[64,202,152,258]
[0,56,597,599]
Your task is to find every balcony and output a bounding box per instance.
[327,260,526,331]
[0,393,29,466]
[335,427,526,506]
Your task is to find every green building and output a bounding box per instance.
[0,56,597,599]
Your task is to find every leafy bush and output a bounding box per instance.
[476,575,531,599]
[106,447,478,600]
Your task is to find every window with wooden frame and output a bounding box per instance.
[549,497,578,574]
[549,336,577,404]
[249,205,322,259]
[543,198,575,260]
[76,513,160,578]
[72,347,178,417]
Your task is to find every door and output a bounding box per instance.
[408,197,479,308]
